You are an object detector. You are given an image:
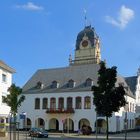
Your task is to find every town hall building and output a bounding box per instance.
[18,25,140,133]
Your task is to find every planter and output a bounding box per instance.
[0,123,8,137]
[0,131,8,137]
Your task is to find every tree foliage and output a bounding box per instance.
[2,83,25,116]
[3,83,25,140]
[92,61,126,117]
[92,61,126,139]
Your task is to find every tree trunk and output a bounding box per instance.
[13,114,16,140]
[106,116,109,140]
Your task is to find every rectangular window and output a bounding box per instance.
[35,98,40,109]
[58,98,64,109]
[67,98,72,109]
[84,97,91,109]
[2,74,7,82]
[42,98,48,109]
[6,118,8,123]
[76,97,81,109]
[1,93,7,104]
[50,98,56,109]
[2,96,5,103]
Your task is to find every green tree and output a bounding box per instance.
[92,61,126,140]
[3,83,25,140]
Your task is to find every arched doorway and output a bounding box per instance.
[135,117,140,129]
[27,118,31,129]
[95,119,107,133]
[63,118,74,132]
[79,118,90,129]
[49,118,59,132]
[35,118,45,128]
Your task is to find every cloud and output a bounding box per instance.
[15,2,44,11]
[105,5,134,29]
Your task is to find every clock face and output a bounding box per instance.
[82,40,88,47]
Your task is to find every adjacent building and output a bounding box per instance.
[18,25,140,133]
[0,60,15,125]
[125,70,140,129]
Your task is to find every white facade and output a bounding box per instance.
[18,90,136,133]
[135,73,140,106]
[19,91,95,131]
[0,60,15,124]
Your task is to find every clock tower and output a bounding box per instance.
[69,25,101,65]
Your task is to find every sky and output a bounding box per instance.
[0,0,140,87]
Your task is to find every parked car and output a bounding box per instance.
[81,125,92,135]
[28,128,48,138]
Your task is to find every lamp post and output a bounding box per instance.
[25,113,27,140]
[96,111,98,140]
[9,112,12,140]
[124,94,128,140]
[124,112,127,140]
[21,112,27,140]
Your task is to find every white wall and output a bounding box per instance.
[135,76,140,106]
[18,90,136,132]
[18,91,96,131]
[0,68,12,117]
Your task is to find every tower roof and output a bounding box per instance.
[76,25,98,50]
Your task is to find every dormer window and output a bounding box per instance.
[51,81,59,88]
[124,86,128,91]
[85,78,93,87]
[118,82,124,86]
[36,81,44,89]
[67,79,75,88]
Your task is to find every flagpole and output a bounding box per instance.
[84,9,87,27]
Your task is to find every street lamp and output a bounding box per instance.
[124,92,128,140]
[124,111,127,140]
[96,111,98,140]
[124,100,128,140]
[21,112,27,140]
[9,112,12,140]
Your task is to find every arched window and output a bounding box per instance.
[39,118,44,126]
[67,79,75,88]
[35,98,40,109]
[85,78,93,87]
[50,98,56,109]
[42,98,48,109]
[84,96,91,109]
[67,97,73,109]
[75,97,81,109]
[58,97,64,109]
[51,81,59,88]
